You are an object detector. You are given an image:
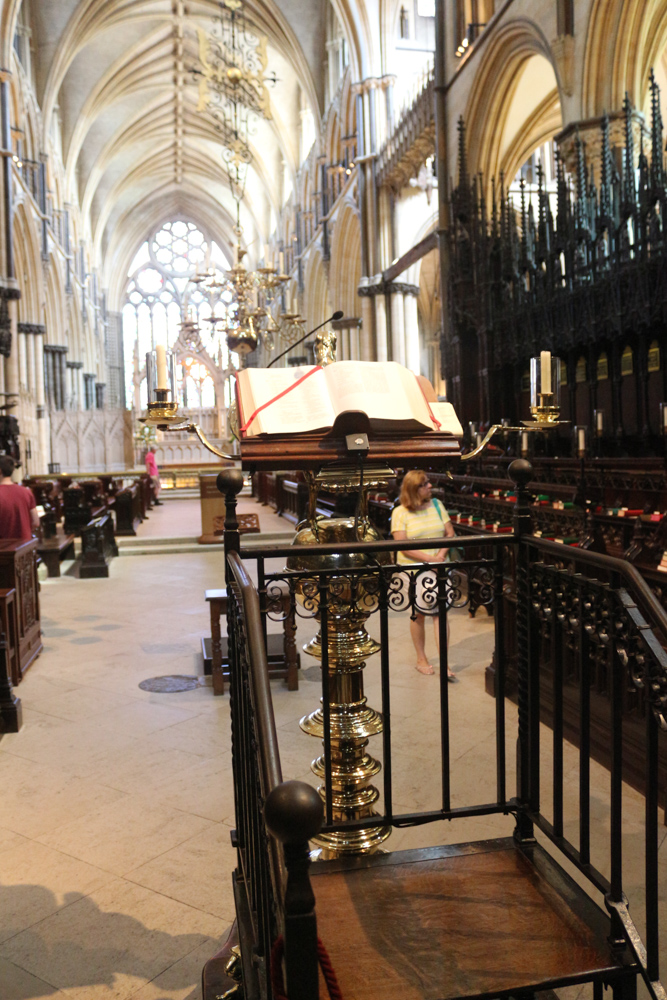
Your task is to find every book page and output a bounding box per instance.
[237,366,336,436]
[429,402,463,437]
[323,361,435,428]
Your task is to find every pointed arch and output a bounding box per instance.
[464,19,561,188]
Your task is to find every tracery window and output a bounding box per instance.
[122,220,232,411]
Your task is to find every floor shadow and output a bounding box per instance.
[0,882,213,998]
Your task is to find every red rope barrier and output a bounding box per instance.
[271,934,343,1000]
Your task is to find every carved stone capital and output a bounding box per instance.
[66,360,84,369]
[357,278,383,297]
[0,286,21,301]
[388,281,420,297]
[17,322,45,335]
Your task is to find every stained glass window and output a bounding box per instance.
[122,221,232,410]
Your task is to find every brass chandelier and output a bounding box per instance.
[192,0,303,366]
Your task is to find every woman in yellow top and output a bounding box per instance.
[390,470,457,679]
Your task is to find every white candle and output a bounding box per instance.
[278,251,284,273]
[596,410,603,431]
[577,427,585,452]
[155,345,168,391]
[233,244,239,268]
[540,351,551,394]
[521,431,529,454]
[263,243,270,265]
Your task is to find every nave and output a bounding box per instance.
[0,496,663,999]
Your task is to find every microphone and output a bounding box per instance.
[267,310,344,367]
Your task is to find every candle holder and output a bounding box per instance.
[146,349,178,422]
[530,352,561,423]
[574,425,587,458]
[140,347,234,460]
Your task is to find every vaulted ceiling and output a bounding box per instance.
[23,0,327,291]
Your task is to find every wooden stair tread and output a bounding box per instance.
[311,839,635,1000]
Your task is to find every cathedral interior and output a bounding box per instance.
[3,1,667,999]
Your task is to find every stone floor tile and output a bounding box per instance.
[0,879,222,1000]
[126,823,237,921]
[126,936,222,1000]
[36,797,215,876]
[0,955,63,999]
[0,757,128,839]
[0,841,115,944]
[82,744,214,795]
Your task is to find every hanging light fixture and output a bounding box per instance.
[193,0,288,366]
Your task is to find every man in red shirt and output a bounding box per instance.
[0,456,39,540]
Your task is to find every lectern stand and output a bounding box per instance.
[229,415,462,856]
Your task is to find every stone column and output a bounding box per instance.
[34,329,47,473]
[389,286,406,367]
[359,295,374,361]
[374,291,388,363]
[5,300,19,398]
[26,331,35,395]
[349,323,360,361]
[403,286,421,375]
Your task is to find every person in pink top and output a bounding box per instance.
[145,447,162,504]
[0,456,39,540]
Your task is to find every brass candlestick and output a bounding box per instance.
[287,465,394,856]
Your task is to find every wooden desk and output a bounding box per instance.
[0,539,41,681]
[204,586,300,695]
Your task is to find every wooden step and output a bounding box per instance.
[311,838,637,1000]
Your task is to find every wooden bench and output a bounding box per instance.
[203,586,300,695]
[115,484,143,536]
[79,513,118,578]
[37,531,76,577]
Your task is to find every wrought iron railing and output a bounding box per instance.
[219,462,667,1000]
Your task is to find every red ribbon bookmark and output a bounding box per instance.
[239,366,323,434]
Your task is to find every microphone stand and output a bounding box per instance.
[267,311,343,368]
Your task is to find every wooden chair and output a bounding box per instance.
[203,583,300,695]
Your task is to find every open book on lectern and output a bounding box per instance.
[236,360,463,438]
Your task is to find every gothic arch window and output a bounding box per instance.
[597,351,608,381]
[575,356,587,382]
[122,220,232,411]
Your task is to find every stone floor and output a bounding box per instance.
[0,497,665,999]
